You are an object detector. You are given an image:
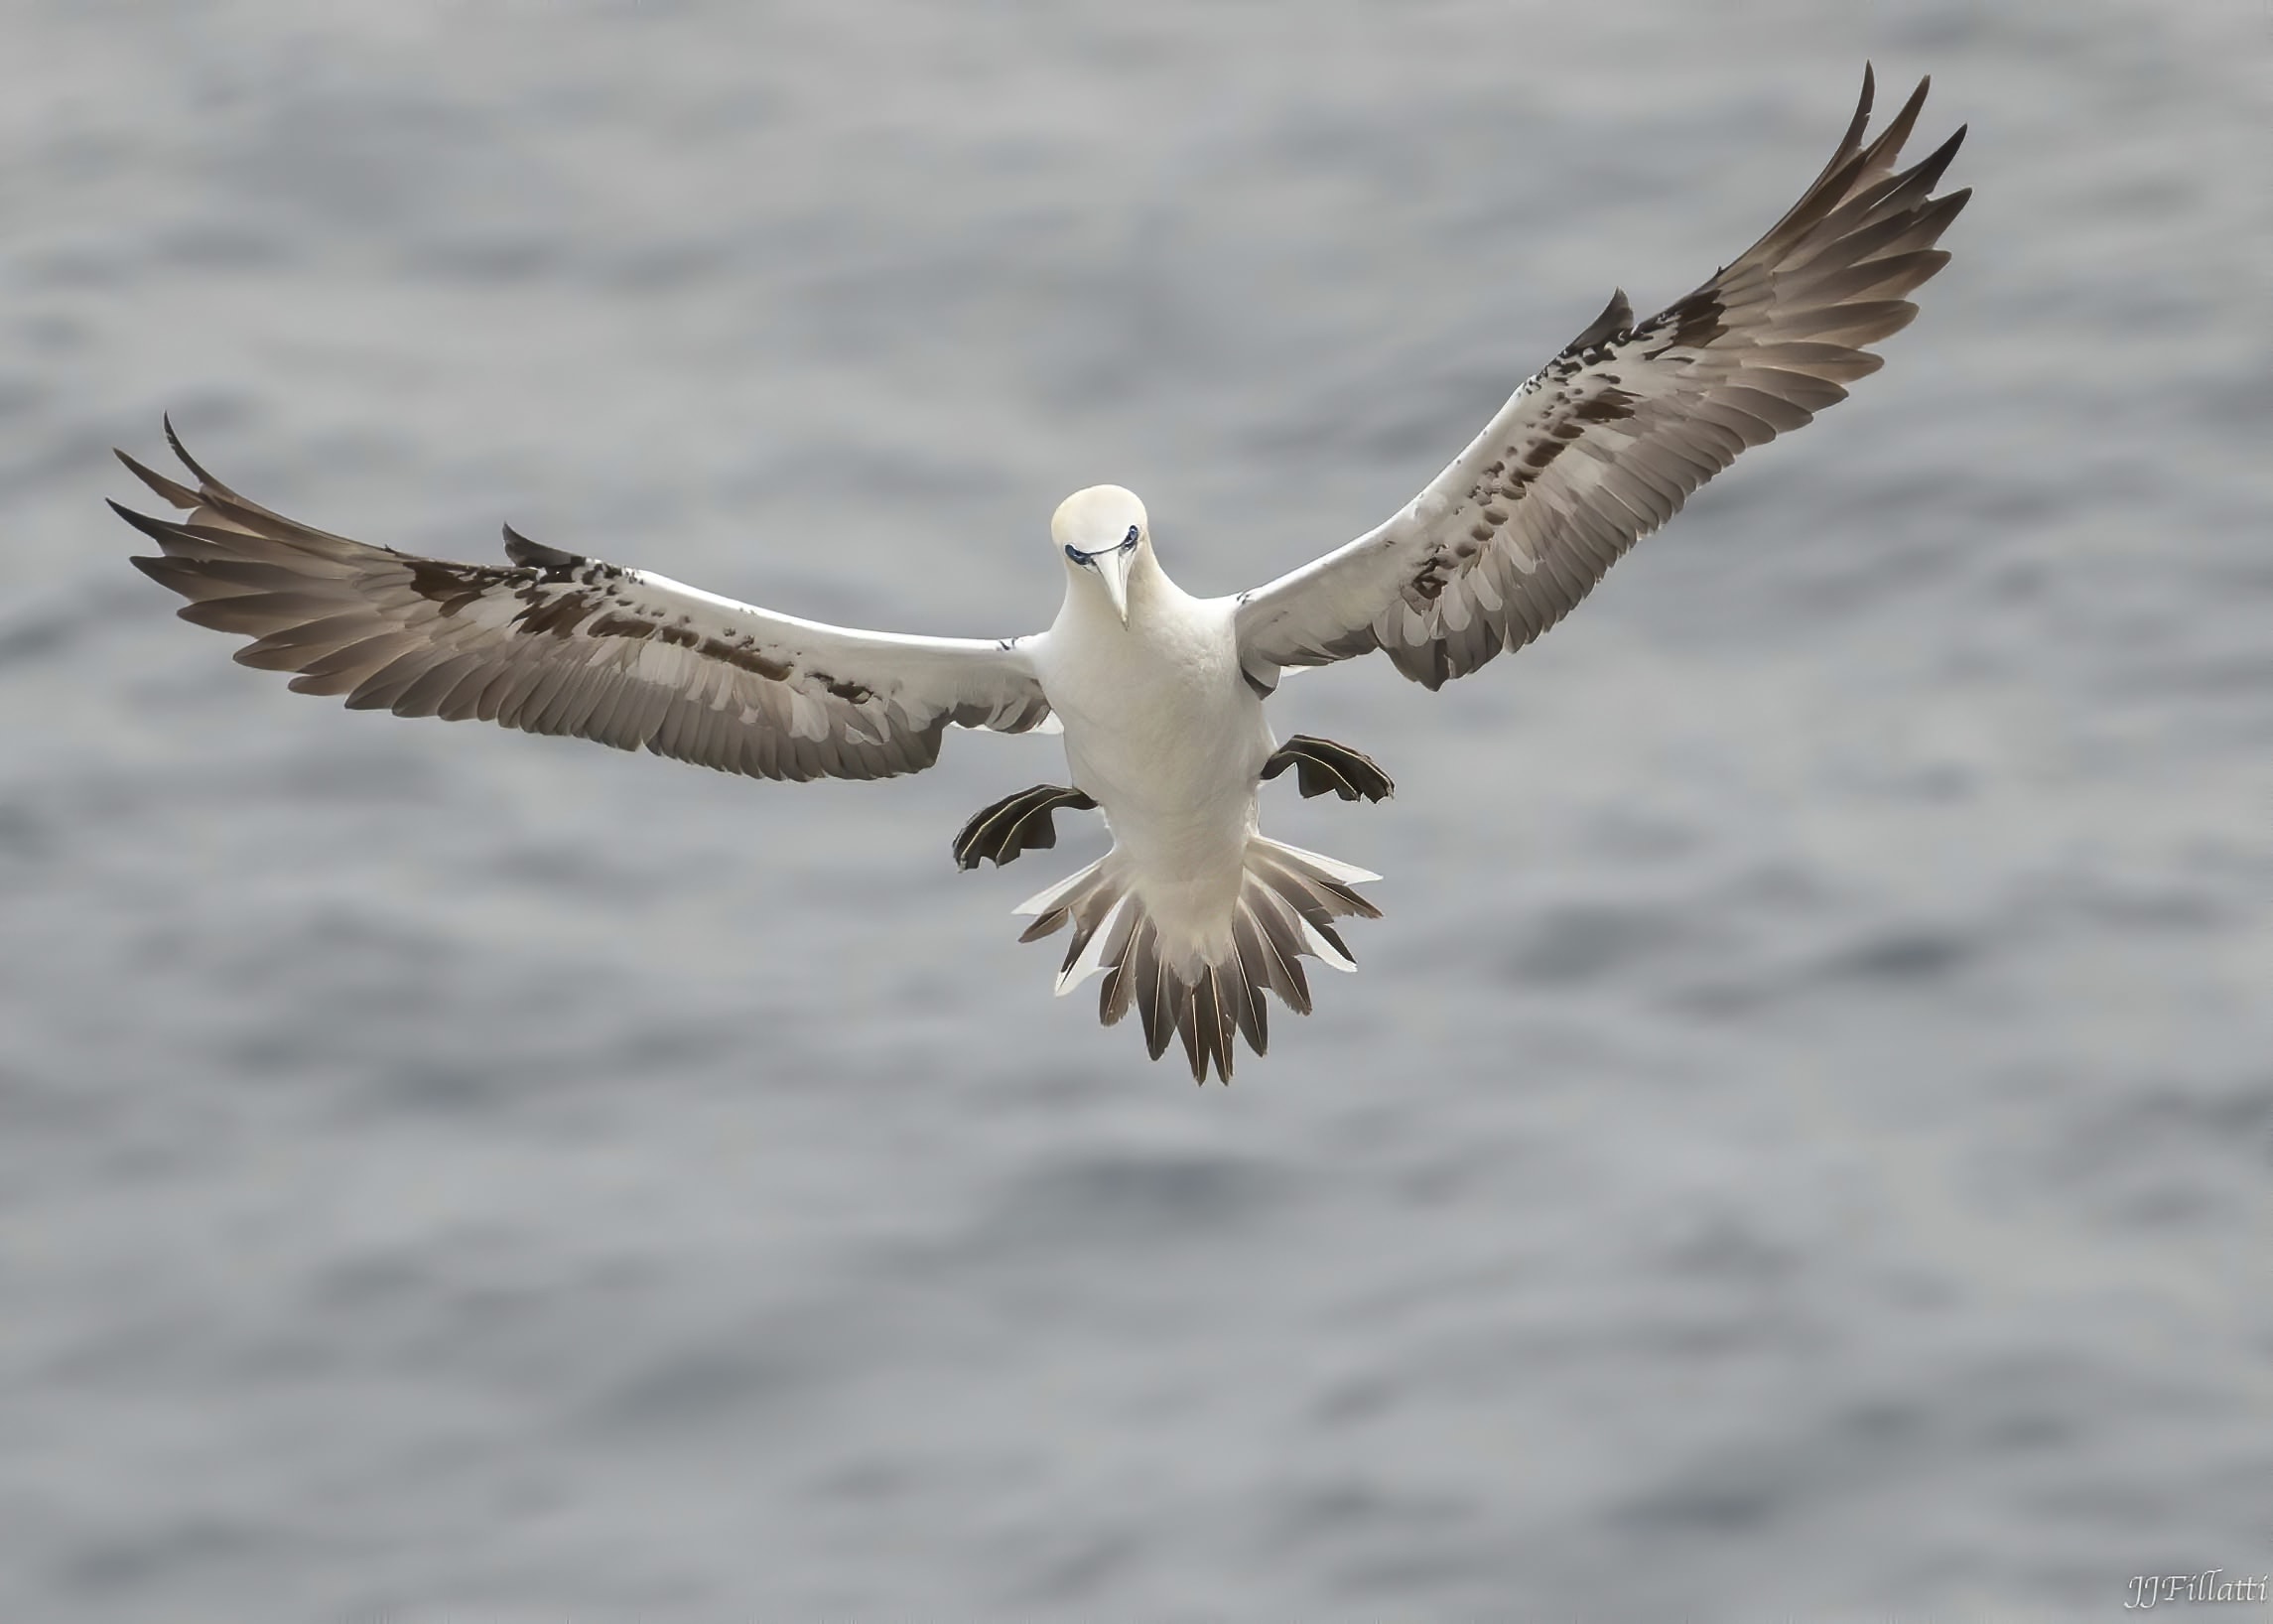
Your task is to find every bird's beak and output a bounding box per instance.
[1093,546,1133,625]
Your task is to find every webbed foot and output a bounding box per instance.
[1262,735,1395,803]
[953,783,1099,870]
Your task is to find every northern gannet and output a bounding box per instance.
[115,68,1967,1082]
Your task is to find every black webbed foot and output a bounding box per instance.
[953,783,1099,871]
[1262,735,1395,803]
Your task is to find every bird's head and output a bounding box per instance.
[1050,484,1149,625]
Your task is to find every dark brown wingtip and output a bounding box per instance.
[162,413,222,491]
[1898,73,1933,123]
[126,551,185,589]
[1798,66,1883,209]
[1862,74,1934,171]
[1908,123,1969,193]
[1843,64,1877,154]
[107,496,190,548]
[114,446,202,510]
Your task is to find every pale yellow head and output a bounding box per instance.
[1050,484,1149,624]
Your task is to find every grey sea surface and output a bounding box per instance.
[4,1,2269,1618]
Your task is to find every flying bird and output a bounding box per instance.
[116,68,1967,1083]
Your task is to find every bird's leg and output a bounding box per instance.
[952,783,1100,871]
[1261,735,1395,803]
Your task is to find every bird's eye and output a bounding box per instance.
[1123,525,1139,546]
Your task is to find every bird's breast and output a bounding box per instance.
[1036,605,1269,828]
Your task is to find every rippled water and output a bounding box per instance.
[4,2,2268,1617]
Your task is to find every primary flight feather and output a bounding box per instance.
[118,67,1968,1082]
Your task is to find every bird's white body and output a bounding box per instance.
[1028,509,1272,970]
[118,68,1967,1081]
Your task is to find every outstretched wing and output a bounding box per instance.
[115,423,1052,782]
[1233,68,1969,692]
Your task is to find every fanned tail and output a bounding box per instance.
[1013,835,1381,1083]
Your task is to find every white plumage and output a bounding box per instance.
[117,68,1967,1081]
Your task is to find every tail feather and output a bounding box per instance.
[1014,834,1381,1083]
[1138,917,1175,1061]
[1098,911,1149,1028]
[1225,923,1270,1055]
[1238,891,1312,1015]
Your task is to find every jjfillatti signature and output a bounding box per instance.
[2125,1570,2270,1609]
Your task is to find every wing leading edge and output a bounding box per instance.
[116,422,1051,782]
[1234,67,1969,692]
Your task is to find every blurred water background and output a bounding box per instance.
[3,1,2268,1617]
